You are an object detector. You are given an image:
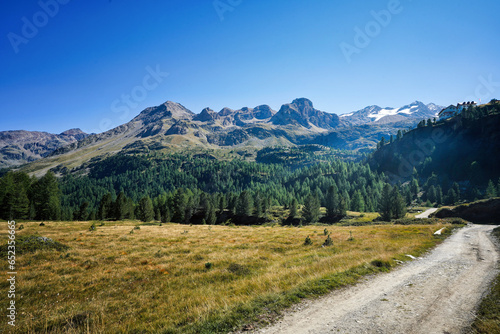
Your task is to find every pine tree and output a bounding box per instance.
[173,189,188,223]
[289,198,298,219]
[206,202,217,225]
[236,191,253,216]
[137,196,154,222]
[485,180,497,199]
[378,183,393,221]
[98,193,113,220]
[76,202,89,221]
[446,188,458,205]
[303,194,320,224]
[391,186,407,219]
[426,185,437,203]
[114,192,127,220]
[325,185,339,217]
[32,171,61,220]
[397,130,403,141]
[351,190,365,212]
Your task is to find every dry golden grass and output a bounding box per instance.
[0,220,450,333]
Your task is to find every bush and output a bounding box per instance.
[371,259,391,269]
[323,235,333,246]
[304,236,313,246]
[205,262,213,270]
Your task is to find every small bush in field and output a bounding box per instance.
[205,262,213,270]
[323,228,329,236]
[323,235,333,246]
[304,236,313,246]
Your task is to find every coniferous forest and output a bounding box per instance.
[1,100,499,224]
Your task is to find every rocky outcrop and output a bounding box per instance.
[271,98,340,129]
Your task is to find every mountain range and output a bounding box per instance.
[339,101,442,125]
[0,129,88,169]
[1,98,443,173]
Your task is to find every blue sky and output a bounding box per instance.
[1,0,499,134]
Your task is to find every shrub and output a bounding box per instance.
[323,235,333,246]
[205,262,213,270]
[323,228,329,236]
[89,223,96,231]
[304,236,313,246]
[371,259,391,269]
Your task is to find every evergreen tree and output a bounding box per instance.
[325,185,339,217]
[236,190,253,216]
[76,202,89,221]
[173,189,188,223]
[32,171,61,220]
[397,130,403,141]
[391,186,407,219]
[98,193,113,220]
[426,185,437,203]
[302,194,320,224]
[351,190,365,212]
[485,180,497,198]
[289,198,298,219]
[436,185,443,205]
[137,196,154,222]
[254,193,263,217]
[114,192,127,220]
[378,183,393,221]
[452,182,461,202]
[445,188,458,205]
[206,201,217,225]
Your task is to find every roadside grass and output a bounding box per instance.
[470,226,500,334]
[0,220,452,333]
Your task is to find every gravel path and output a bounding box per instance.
[415,208,439,218]
[252,225,499,334]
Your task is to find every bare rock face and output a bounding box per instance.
[0,129,89,169]
[271,98,340,129]
[194,108,218,122]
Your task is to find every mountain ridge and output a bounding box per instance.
[340,101,443,126]
[3,98,444,174]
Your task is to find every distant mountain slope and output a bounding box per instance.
[0,128,88,169]
[7,98,445,176]
[368,100,500,185]
[340,101,443,126]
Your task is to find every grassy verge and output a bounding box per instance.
[470,226,500,333]
[0,220,454,333]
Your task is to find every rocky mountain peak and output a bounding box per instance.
[134,101,193,124]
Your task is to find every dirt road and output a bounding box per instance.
[415,208,439,218]
[254,225,499,334]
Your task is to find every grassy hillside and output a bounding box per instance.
[0,220,452,333]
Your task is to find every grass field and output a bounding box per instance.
[0,220,452,333]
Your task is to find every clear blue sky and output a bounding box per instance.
[1,0,499,134]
